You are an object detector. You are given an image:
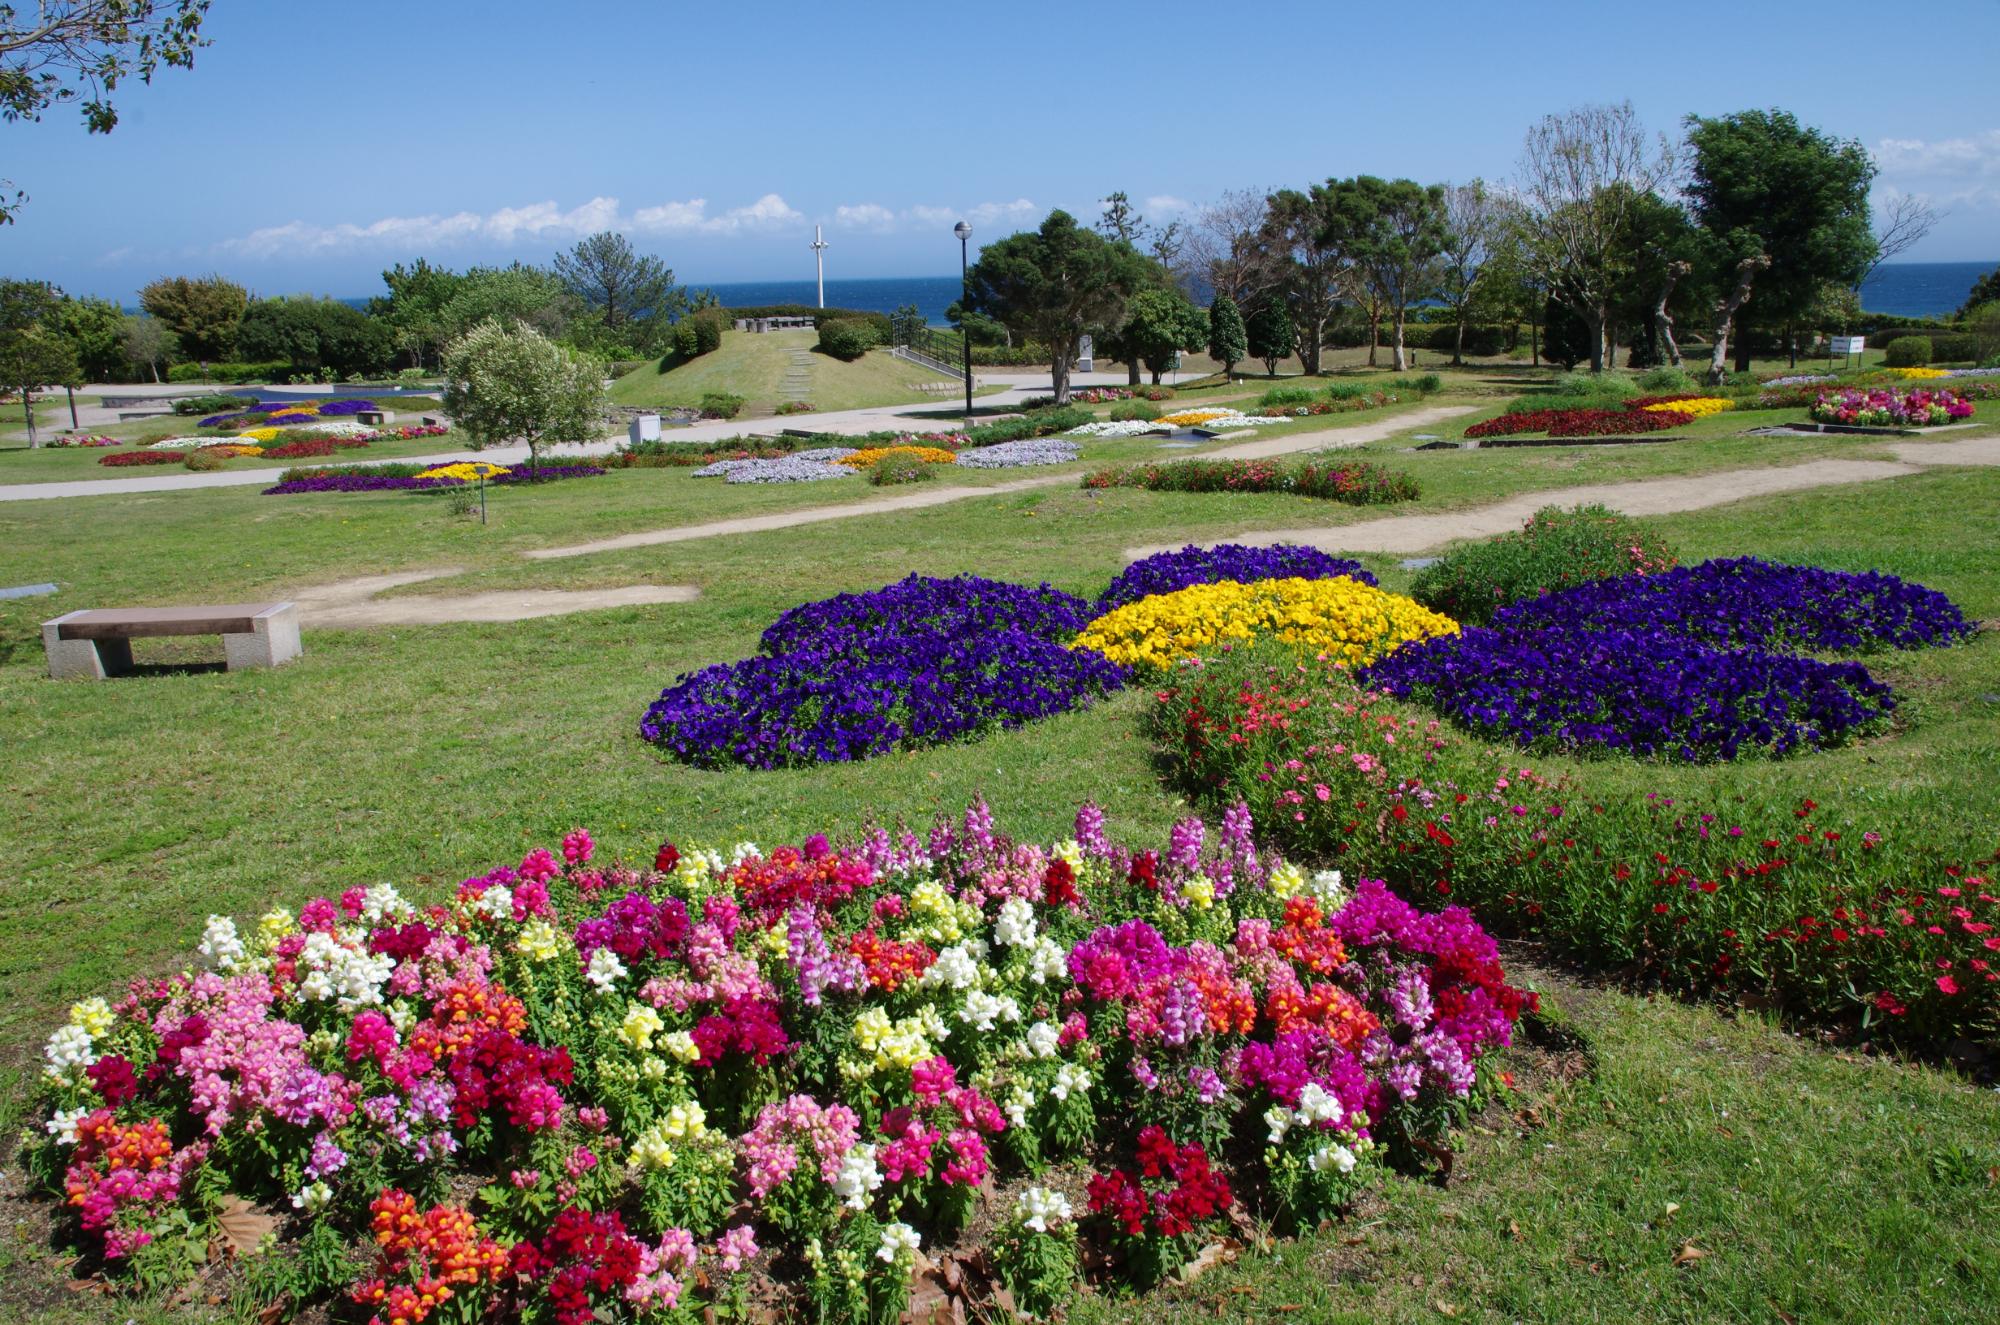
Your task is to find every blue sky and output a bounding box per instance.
[7,0,1997,302]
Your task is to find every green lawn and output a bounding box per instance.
[2,370,1996,1320]
[608,329,988,413]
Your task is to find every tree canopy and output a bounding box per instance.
[1206,293,1248,377]
[963,209,1145,403]
[138,273,245,363]
[441,320,606,467]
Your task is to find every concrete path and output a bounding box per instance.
[524,404,1481,562]
[288,568,699,627]
[1125,433,2000,560]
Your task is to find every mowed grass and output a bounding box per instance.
[608,328,982,413]
[1,385,1997,1319]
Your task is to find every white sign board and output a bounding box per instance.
[1830,335,1866,356]
[1076,334,1094,372]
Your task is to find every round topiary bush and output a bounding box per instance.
[815,319,877,361]
[1882,335,1933,368]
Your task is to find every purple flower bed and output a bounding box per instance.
[1360,558,1971,762]
[1363,624,1896,760]
[200,398,378,428]
[1491,557,1975,653]
[641,574,1127,768]
[261,464,604,495]
[1098,543,1377,613]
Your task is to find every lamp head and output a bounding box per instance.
[953,221,972,242]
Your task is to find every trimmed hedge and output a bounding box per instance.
[165,361,291,384]
[698,391,746,419]
[1883,336,1933,367]
[815,318,878,361]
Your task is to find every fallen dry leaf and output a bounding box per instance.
[1673,1241,1709,1267]
[1664,1202,1681,1218]
[1435,1302,1460,1318]
[1507,1220,1523,1241]
[1176,1237,1243,1285]
[213,1197,278,1258]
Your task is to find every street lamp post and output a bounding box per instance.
[954,221,974,422]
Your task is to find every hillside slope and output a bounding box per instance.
[609,329,961,413]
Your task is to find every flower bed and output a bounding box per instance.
[1408,504,1678,627]
[47,433,120,448]
[834,445,959,468]
[1072,576,1458,672]
[261,465,604,495]
[1098,543,1377,614]
[197,397,377,429]
[1629,395,1733,417]
[952,439,1080,468]
[97,449,184,467]
[1465,406,1692,438]
[1080,457,1419,504]
[1148,648,1998,1046]
[1068,409,1290,438]
[1809,387,1973,427]
[25,801,1528,1319]
[1362,559,1971,761]
[642,575,1125,768]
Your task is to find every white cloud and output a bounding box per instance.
[907,204,958,227]
[1144,194,1191,216]
[833,202,898,230]
[220,192,804,257]
[966,198,1037,226]
[1874,130,2000,180]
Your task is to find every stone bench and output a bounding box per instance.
[43,602,301,679]
[356,409,393,426]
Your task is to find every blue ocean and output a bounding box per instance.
[699,275,964,325]
[1856,261,1993,318]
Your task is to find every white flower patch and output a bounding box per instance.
[475,884,514,921]
[1050,1062,1091,1102]
[296,932,395,1009]
[919,940,988,991]
[876,1220,921,1262]
[585,946,628,993]
[43,1024,97,1082]
[993,896,1037,947]
[1013,1185,1073,1233]
[957,990,1021,1033]
[198,914,246,970]
[360,882,412,924]
[832,1144,883,1210]
[1025,935,1067,984]
[291,1181,334,1211]
[1308,1143,1358,1175]
[1264,1105,1294,1145]
[1024,1020,1061,1059]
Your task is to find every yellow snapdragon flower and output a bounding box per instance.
[69,998,114,1039]
[514,919,563,962]
[618,1003,665,1051]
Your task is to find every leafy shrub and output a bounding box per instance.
[866,453,936,485]
[170,393,256,416]
[1882,335,1933,367]
[164,361,291,384]
[1636,366,1698,393]
[1387,373,1442,395]
[774,400,816,415]
[182,448,229,471]
[1259,385,1318,408]
[607,359,647,379]
[1107,401,1160,422]
[963,406,1093,446]
[1920,332,1979,362]
[698,391,746,420]
[1411,505,1678,626]
[1081,457,1420,503]
[1541,300,1594,369]
[815,319,878,361]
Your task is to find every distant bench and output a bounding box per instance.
[43,602,301,679]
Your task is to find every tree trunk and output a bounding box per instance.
[1301,318,1323,375]
[1051,340,1071,404]
[1452,310,1467,366]
[1366,308,1380,367]
[1530,311,1541,366]
[1786,320,1797,369]
[1391,306,1409,372]
[22,390,37,448]
[1706,255,1769,385]
[1654,260,1689,368]
[1586,305,1607,373]
[1126,357,1141,386]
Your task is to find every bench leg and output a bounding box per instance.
[223,608,302,671]
[43,627,130,679]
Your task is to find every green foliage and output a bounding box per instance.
[165,359,289,383]
[1206,293,1248,374]
[1108,400,1160,421]
[815,318,877,361]
[1116,286,1207,383]
[1541,298,1594,370]
[170,392,256,415]
[1326,175,1450,366]
[1917,332,1978,362]
[182,447,227,472]
[963,209,1149,399]
[993,1222,1080,1320]
[47,293,126,380]
[1882,335,1932,367]
[139,274,247,362]
[441,319,607,464]
[697,390,745,419]
[961,405,1092,445]
[1260,384,1318,407]
[1390,372,1443,395]
[1410,503,1679,625]
[1246,300,1297,374]
[1956,265,2000,319]
[867,452,936,485]
[554,231,685,348]
[888,303,926,346]
[234,295,394,379]
[671,307,729,360]
[1637,365,1699,393]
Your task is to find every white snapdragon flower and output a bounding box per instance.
[920,940,986,991]
[296,932,394,1009]
[832,1145,882,1211]
[291,1181,334,1212]
[1013,1185,1072,1233]
[993,896,1037,947]
[1310,869,1346,906]
[1003,1085,1033,1130]
[360,882,410,924]
[1024,1021,1060,1059]
[876,1220,921,1263]
[1050,1062,1090,1102]
[198,914,246,970]
[1308,1143,1358,1175]
[44,1107,89,1145]
[475,884,515,921]
[585,947,628,993]
[1296,1082,1341,1126]
[387,1000,416,1034]
[729,841,762,865]
[44,1024,98,1083]
[958,990,1020,1033]
[1025,935,1067,984]
[1264,1106,1294,1145]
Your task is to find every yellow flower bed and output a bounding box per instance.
[1641,397,1733,417]
[417,462,510,481]
[1891,366,1949,379]
[237,427,283,442]
[1071,576,1459,671]
[835,445,960,468]
[205,444,265,457]
[1155,409,1233,427]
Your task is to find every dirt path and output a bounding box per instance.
[289,568,698,627]
[524,404,1482,562]
[1125,432,2000,560]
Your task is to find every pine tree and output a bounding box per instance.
[1246,302,1297,375]
[1207,294,1248,378]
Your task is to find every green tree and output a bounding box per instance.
[1246,301,1296,375]
[554,232,683,353]
[138,273,245,365]
[1262,185,1352,376]
[1956,266,2000,320]
[1329,176,1448,372]
[1541,296,1591,370]
[0,279,81,445]
[1685,108,1877,379]
[48,293,125,379]
[438,264,575,344]
[1114,287,1207,384]
[1437,181,1512,365]
[962,209,1143,403]
[235,296,393,379]
[119,312,172,381]
[1206,293,1248,378]
[0,1,211,223]
[372,258,465,369]
[441,320,606,469]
